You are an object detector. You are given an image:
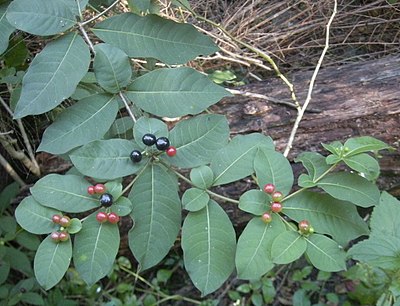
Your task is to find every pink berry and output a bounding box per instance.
[94,183,106,194]
[263,183,275,194]
[298,220,311,234]
[96,212,108,223]
[261,212,272,223]
[51,232,60,242]
[271,202,283,213]
[59,216,71,227]
[87,185,95,195]
[59,232,69,242]
[271,191,284,202]
[52,214,62,224]
[107,212,120,224]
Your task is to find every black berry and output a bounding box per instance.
[156,137,170,151]
[130,150,142,163]
[100,193,113,207]
[142,134,156,146]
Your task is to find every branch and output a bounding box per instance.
[81,0,120,26]
[0,152,26,187]
[119,92,137,123]
[283,0,338,157]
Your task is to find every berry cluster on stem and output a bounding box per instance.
[130,133,177,163]
[96,211,120,224]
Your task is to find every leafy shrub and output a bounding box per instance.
[0,0,398,302]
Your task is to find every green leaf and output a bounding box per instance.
[317,172,380,207]
[133,116,169,150]
[0,260,10,285]
[6,0,76,36]
[0,4,15,55]
[128,164,181,270]
[15,196,60,234]
[111,196,133,216]
[235,216,285,280]
[73,211,120,286]
[292,289,311,306]
[37,94,119,154]
[13,32,90,118]
[190,165,214,189]
[126,68,230,117]
[254,148,293,195]
[283,191,369,246]
[70,139,143,179]
[67,218,82,234]
[168,114,230,168]
[182,200,236,296]
[0,182,19,214]
[211,133,274,186]
[109,116,134,137]
[34,235,72,290]
[182,188,209,212]
[239,189,269,216]
[61,0,88,17]
[305,234,346,272]
[370,192,400,238]
[20,292,45,306]
[322,141,343,156]
[343,153,380,181]
[297,174,317,188]
[344,136,391,157]
[271,231,306,264]
[294,152,330,182]
[348,234,400,270]
[31,174,99,213]
[93,43,132,93]
[2,34,29,67]
[3,246,33,276]
[16,231,41,251]
[92,13,218,65]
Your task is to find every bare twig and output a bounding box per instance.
[0,152,26,187]
[283,0,338,157]
[119,92,137,123]
[81,0,120,26]
[78,23,96,53]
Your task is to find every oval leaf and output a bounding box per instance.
[92,13,218,64]
[283,191,369,246]
[38,94,119,154]
[254,148,293,195]
[182,200,236,296]
[110,196,133,216]
[344,136,390,157]
[343,153,380,181]
[13,32,90,118]
[294,152,330,183]
[15,196,60,234]
[235,216,285,280]
[31,174,99,213]
[168,114,230,168]
[317,172,380,207]
[0,4,15,55]
[271,231,306,264]
[190,165,214,189]
[305,234,346,272]
[70,139,144,179]
[182,188,209,212]
[239,189,270,216]
[211,133,274,186]
[128,164,181,270]
[93,43,132,93]
[6,0,76,36]
[34,235,72,290]
[126,68,230,118]
[73,211,120,286]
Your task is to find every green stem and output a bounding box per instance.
[207,190,239,204]
[121,160,151,195]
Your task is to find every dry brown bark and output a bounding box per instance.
[212,55,400,194]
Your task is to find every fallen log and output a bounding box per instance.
[212,55,400,194]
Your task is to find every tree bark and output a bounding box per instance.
[212,55,400,193]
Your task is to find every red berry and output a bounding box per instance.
[59,232,69,242]
[271,191,284,202]
[51,232,60,242]
[263,183,275,194]
[298,220,311,234]
[166,146,177,157]
[59,216,71,227]
[94,183,106,194]
[107,212,120,224]
[87,185,95,195]
[52,214,62,224]
[261,212,272,223]
[271,202,283,213]
[96,212,108,223]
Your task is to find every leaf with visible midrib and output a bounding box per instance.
[0,4,15,55]
[6,0,76,36]
[73,211,120,286]
[182,200,236,296]
[13,32,90,118]
[38,94,119,154]
[126,68,231,118]
[34,235,72,290]
[92,13,218,64]
[317,172,380,207]
[128,164,181,271]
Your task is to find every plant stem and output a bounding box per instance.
[0,152,26,187]
[119,92,137,123]
[121,160,151,195]
[81,0,120,26]
[207,189,239,204]
[78,23,95,53]
[283,0,337,157]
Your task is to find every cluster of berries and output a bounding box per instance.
[96,211,120,224]
[130,134,176,163]
[87,183,120,224]
[260,183,284,223]
[51,214,71,242]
